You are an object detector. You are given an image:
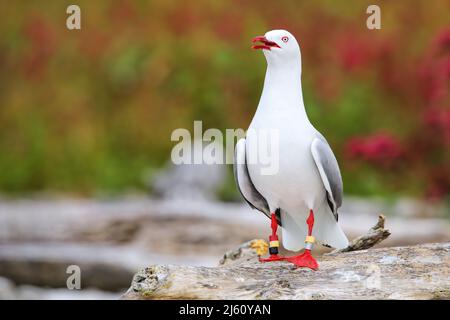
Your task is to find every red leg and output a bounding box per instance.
[285,210,319,270]
[259,212,286,262]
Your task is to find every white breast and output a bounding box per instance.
[246,107,325,215]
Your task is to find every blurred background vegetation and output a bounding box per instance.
[0,0,449,201]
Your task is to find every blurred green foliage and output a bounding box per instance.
[0,1,449,198]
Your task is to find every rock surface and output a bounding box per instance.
[123,241,450,300]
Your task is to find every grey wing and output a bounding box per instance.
[310,136,343,221]
[234,138,276,222]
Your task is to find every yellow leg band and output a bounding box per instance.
[305,236,315,244]
[269,241,279,247]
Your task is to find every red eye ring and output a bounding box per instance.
[282,36,289,43]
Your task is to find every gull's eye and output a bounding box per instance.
[282,36,289,43]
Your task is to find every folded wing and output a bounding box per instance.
[310,136,343,221]
[234,138,279,223]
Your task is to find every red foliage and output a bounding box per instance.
[109,0,137,26]
[213,12,244,42]
[423,107,450,144]
[337,36,369,71]
[433,28,450,54]
[166,5,203,36]
[78,30,112,61]
[426,166,450,200]
[418,28,450,104]
[345,133,403,168]
[22,14,56,80]
[335,33,391,73]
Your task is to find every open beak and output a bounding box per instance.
[252,36,281,50]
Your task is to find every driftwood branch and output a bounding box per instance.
[330,214,391,253]
[122,215,449,300]
[123,241,449,299]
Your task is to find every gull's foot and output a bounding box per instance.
[285,249,319,270]
[259,254,286,262]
